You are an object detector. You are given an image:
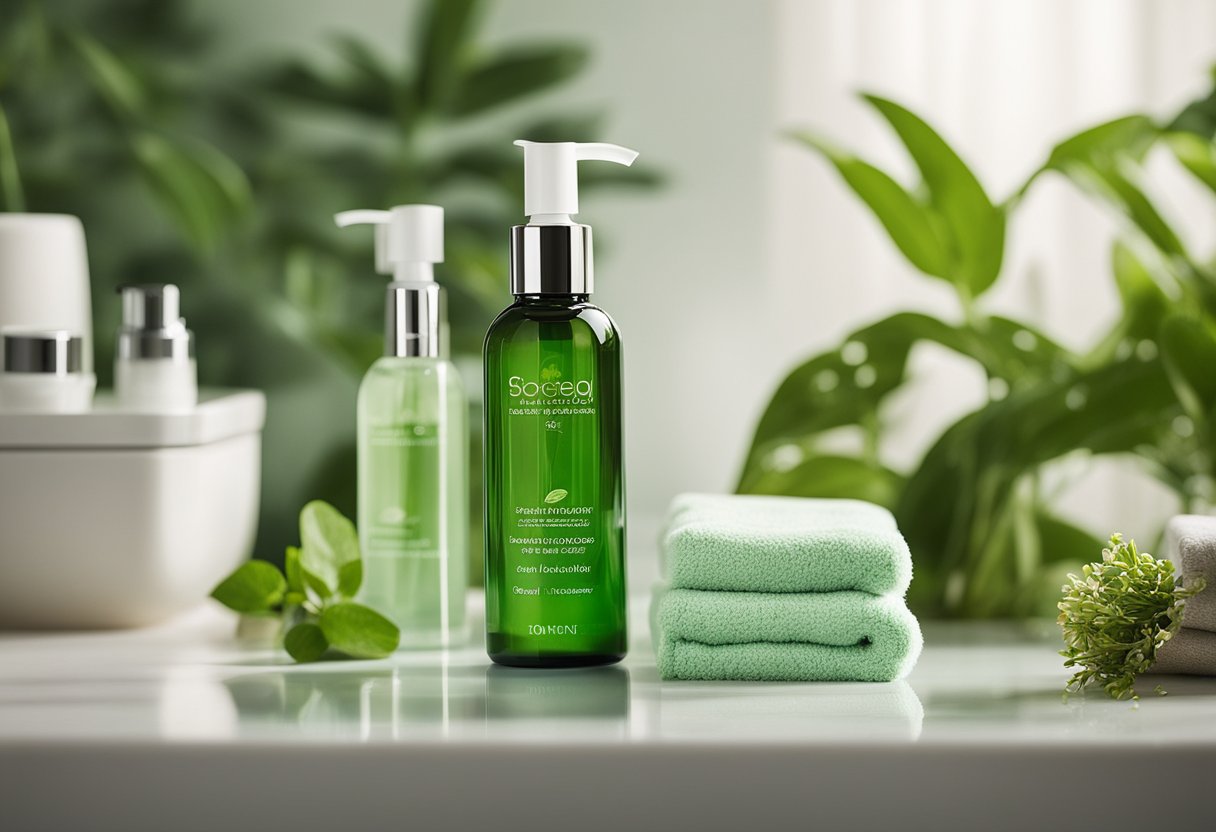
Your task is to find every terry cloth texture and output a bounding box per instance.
[1167,514,1216,633]
[661,493,912,596]
[653,587,922,682]
[1150,627,1216,676]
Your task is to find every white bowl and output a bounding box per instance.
[0,390,265,628]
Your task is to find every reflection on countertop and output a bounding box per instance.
[7,602,1216,748]
[220,663,633,741]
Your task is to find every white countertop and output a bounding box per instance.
[3,595,1216,831]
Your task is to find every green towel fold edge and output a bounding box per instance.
[661,494,913,595]
[652,586,923,683]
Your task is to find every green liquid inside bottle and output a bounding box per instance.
[358,356,468,648]
[483,296,627,667]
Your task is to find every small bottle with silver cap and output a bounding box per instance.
[114,284,197,412]
[483,140,637,668]
[335,204,468,649]
[0,329,95,413]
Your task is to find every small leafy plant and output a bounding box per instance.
[211,500,399,662]
[1059,534,1205,700]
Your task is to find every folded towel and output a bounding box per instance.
[653,587,922,682]
[661,493,912,595]
[1167,515,1216,633]
[665,493,899,536]
[1149,627,1216,676]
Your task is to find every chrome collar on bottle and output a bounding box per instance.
[509,224,593,296]
[2,330,84,374]
[116,284,193,362]
[387,282,442,358]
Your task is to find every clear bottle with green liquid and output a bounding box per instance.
[336,205,467,649]
[483,141,638,667]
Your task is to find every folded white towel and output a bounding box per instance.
[1166,515,1216,633]
[1150,627,1216,676]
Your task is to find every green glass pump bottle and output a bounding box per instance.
[483,140,638,667]
[336,205,467,649]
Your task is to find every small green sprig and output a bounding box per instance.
[1059,533,1205,700]
[211,501,399,662]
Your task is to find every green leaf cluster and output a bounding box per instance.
[211,501,399,662]
[742,71,1216,617]
[1059,534,1204,700]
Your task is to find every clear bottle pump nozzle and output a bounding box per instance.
[334,205,444,282]
[334,204,447,358]
[514,141,639,224]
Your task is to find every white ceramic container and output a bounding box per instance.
[0,389,265,628]
[0,213,94,372]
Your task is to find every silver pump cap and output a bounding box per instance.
[387,282,443,358]
[3,330,85,374]
[117,284,194,361]
[509,224,593,296]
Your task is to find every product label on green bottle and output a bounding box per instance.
[365,423,440,556]
[506,362,599,604]
[501,361,609,633]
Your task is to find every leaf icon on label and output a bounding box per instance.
[544,489,568,504]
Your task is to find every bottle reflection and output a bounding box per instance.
[221,662,630,740]
[484,665,630,739]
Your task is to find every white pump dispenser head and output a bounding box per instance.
[334,204,446,358]
[509,140,640,296]
[514,141,639,225]
[334,204,444,282]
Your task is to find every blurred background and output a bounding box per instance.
[4,0,1216,617]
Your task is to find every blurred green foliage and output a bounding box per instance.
[741,70,1216,618]
[0,0,658,573]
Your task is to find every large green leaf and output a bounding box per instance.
[66,29,146,117]
[0,102,22,210]
[740,313,946,480]
[1166,67,1216,138]
[298,500,361,597]
[1160,315,1216,420]
[1036,512,1105,566]
[741,453,903,509]
[863,94,1006,297]
[897,353,1179,616]
[284,623,329,663]
[788,131,950,278]
[265,58,396,118]
[1019,511,1103,619]
[413,0,483,112]
[331,33,397,93]
[738,311,1069,490]
[132,132,251,249]
[451,45,588,117]
[1042,115,1156,172]
[957,315,1069,383]
[1083,241,1175,367]
[1166,131,1216,195]
[319,602,400,659]
[1112,241,1174,337]
[211,560,287,614]
[1036,116,1186,259]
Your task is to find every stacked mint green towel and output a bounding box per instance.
[653,494,922,682]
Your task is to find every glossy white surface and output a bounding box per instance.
[2,595,1216,831]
